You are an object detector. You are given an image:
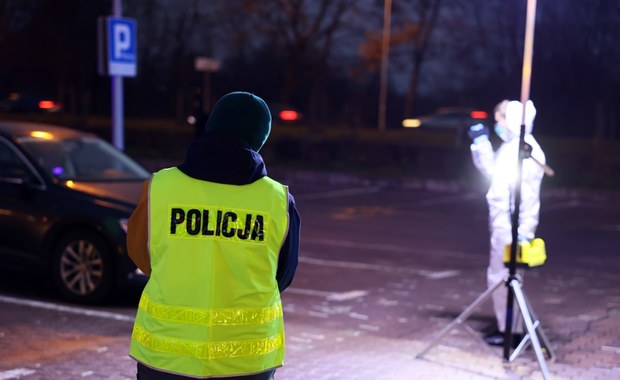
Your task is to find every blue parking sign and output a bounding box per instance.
[107,17,137,77]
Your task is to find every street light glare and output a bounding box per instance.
[402,119,421,128]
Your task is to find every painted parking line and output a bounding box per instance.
[303,237,472,260]
[0,287,371,323]
[600,224,620,232]
[0,288,372,323]
[405,192,479,208]
[285,288,369,301]
[0,295,134,322]
[295,186,384,200]
[0,368,36,380]
[540,199,582,212]
[299,256,460,279]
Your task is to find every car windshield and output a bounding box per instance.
[17,136,150,181]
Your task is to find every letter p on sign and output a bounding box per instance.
[113,23,131,59]
[107,17,137,77]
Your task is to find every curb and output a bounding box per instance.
[270,167,620,202]
[136,158,620,203]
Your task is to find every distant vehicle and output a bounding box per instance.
[0,120,149,303]
[402,107,489,135]
[268,103,303,124]
[0,92,62,114]
[402,107,490,145]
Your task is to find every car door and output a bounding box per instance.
[0,137,49,267]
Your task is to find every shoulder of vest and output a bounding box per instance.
[152,167,184,181]
[261,176,288,192]
[154,167,180,176]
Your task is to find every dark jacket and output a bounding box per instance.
[126,130,299,291]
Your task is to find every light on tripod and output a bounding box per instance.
[503,238,547,268]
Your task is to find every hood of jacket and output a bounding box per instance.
[177,130,267,185]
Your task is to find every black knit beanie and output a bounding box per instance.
[205,91,272,151]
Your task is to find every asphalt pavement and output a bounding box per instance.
[272,168,620,380]
[0,166,618,380]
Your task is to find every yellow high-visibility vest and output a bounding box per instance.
[130,167,289,378]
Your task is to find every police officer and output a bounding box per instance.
[468,100,545,346]
[127,91,300,379]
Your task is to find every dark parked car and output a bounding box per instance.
[402,107,490,144]
[0,120,149,303]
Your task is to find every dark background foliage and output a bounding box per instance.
[1,0,619,139]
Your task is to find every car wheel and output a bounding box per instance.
[52,230,114,304]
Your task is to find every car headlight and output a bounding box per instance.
[402,118,421,128]
[118,218,129,234]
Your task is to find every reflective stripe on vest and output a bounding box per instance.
[132,325,285,360]
[130,167,289,378]
[137,292,283,326]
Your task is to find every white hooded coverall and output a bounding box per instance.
[470,100,546,332]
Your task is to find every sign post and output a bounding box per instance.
[98,0,137,151]
[194,57,221,114]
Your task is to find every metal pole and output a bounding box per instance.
[519,0,537,116]
[111,0,124,150]
[504,0,537,360]
[203,71,211,113]
[378,0,392,132]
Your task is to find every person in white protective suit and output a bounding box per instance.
[468,99,546,346]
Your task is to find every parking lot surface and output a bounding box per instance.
[0,169,619,379]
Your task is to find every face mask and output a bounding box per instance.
[494,123,513,142]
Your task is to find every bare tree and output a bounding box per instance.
[258,0,355,106]
[214,0,267,63]
[358,0,442,119]
[398,0,441,118]
[0,0,39,89]
[128,0,216,120]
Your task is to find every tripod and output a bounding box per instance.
[416,271,556,378]
[417,116,557,377]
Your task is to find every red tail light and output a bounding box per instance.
[38,100,57,110]
[470,110,488,119]
[279,110,299,121]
